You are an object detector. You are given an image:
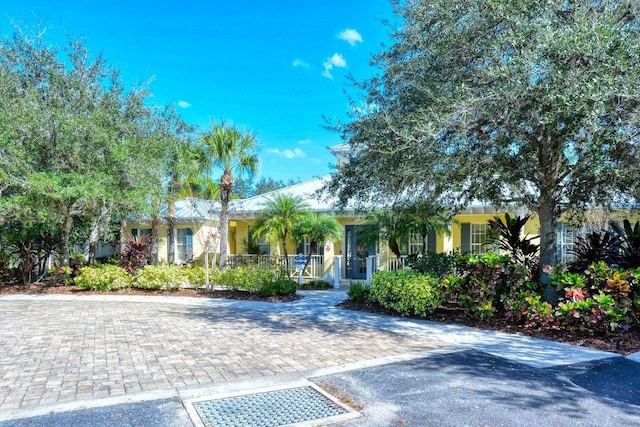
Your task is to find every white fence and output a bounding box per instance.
[226,254,324,279]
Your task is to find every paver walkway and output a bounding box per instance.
[1,290,637,425]
[0,296,443,418]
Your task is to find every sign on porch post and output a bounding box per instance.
[294,254,306,286]
[333,255,341,289]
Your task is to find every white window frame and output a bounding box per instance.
[408,232,425,255]
[176,228,193,262]
[558,223,579,264]
[470,223,490,254]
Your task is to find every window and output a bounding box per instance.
[177,228,193,262]
[131,228,151,239]
[461,223,491,254]
[408,232,421,255]
[557,223,580,264]
[407,231,436,255]
[470,224,489,254]
[256,234,270,255]
[296,237,323,255]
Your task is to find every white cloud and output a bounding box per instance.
[177,100,191,108]
[338,29,363,46]
[322,53,347,79]
[293,58,310,68]
[267,147,306,159]
[298,139,311,145]
[328,53,347,68]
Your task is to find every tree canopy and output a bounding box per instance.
[0,26,188,266]
[326,0,640,276]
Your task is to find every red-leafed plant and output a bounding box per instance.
[120,234,152,274]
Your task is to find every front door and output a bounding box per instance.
[345,225,376,279]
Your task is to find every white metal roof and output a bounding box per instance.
[229,175,347,219]
[159,198,220,221]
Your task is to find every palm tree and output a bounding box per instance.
[291,213,342,273]
[401,200,453,255]
[251,194,310,275]
[361,209,410,259]
[164,139,203,264]
[199,121,259,270]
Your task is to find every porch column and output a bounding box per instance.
[366,255,375,284]
[333,255,342,289]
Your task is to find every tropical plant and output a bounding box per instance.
[120,234,152,274]
[251,194,310,276]
[360,209,409,259]
[401,200,453,256]
[609,220,640,269]
[454,253,528,319]
[568,230,620,272]
[290,213,342,273]
[487,213,539,269]
[198,121,260,271]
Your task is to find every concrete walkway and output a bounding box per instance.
[0,290,638,425]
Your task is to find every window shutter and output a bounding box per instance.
[461,223,470,254]
[427,230,436,253]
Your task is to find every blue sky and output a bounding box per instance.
[2,0,394,182]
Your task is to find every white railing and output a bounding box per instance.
[226,254,324,279]
[386,255,410,271]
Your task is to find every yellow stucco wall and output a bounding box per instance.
[126,221,218,266]
[451,214,497,253]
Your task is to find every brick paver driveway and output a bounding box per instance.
[0,297,444,414]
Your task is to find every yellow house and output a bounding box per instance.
[126,176,566,282]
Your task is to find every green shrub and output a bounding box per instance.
[75,264,132,291]
[369,270,443,317]
[298,280,333,290]
[212,266,276,293]
[134,264,201,290]
[182,266,206,287]
[259,276,297,297]
[408,252,456,278]
[454,253,527,319]
[347,281,370,303]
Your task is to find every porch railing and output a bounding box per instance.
[386,255,410,271]
[226,254,324,279]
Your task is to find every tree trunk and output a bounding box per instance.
[218,170,234,271]
[282,233,290,278]
[421,232,427,256]
[150,215,159,265]
[538,190,560,301]
[60,211,73,267]
[218,190,231,271]
[88,216,100,264]
[119,217,127,255]
[167,200,176,264]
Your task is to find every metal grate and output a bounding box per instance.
[192,386,349,427]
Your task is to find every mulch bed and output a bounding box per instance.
[337,300,640,356]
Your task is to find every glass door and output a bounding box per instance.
[345,225,375,279]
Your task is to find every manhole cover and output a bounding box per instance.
[192,385,354,427]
